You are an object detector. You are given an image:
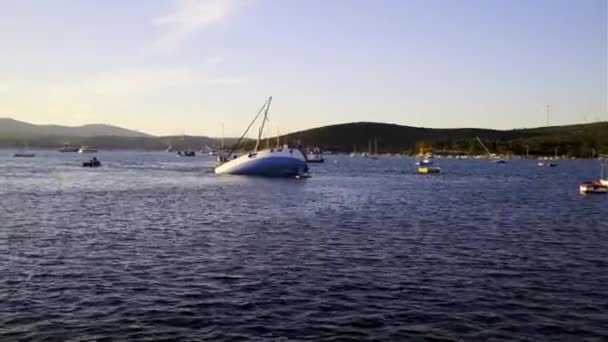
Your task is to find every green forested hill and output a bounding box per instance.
[274,122,608,157]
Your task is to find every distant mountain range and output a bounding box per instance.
[0,118,151,138]
[0,118,234,150]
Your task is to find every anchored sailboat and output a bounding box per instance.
[370,137,379,159]
[601,156,608,187]
[214,97,309,177]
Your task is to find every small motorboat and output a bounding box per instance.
[548,163,557,167]
[209,149,226,156]
[306,151,325,163]
[579,181,607,194]
[78,146,98,153]
[59,143,79,152]
[417,156,441,174]
[83,157,102,167]
[418,166,441,174]
[177,150,196,157]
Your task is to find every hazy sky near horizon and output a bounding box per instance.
[0,0,606,137]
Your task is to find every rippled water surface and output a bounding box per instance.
[2,150,608,341]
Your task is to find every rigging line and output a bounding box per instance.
[224,97,271,160]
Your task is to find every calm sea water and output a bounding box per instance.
[1,150,607,341]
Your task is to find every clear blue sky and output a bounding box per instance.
[0,0,606,136]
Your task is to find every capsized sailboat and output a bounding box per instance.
[214,97,309,177]
[476,137,506,163]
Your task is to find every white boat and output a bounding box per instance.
[350,144,358,157]
[214,97,310,177]
[306,152,325,163]
[416,154,441,173]
[78,146,98,153]
[209,149,226,156]
[580,181,607,194]
[366,138,379,159]
[59,143,79,152]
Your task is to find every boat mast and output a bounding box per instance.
[224,97,272,160]
[475,137,494,158]
[254,97,272,152]
[374,137,378,155]
[221,123,224,150]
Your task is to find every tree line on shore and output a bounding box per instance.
[273,121,608,158]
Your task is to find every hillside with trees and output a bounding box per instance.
[273,122,608,158]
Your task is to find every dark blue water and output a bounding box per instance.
[2,150,607,341]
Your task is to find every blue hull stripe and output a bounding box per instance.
[226,157,309,177]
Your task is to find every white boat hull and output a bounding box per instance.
[307,154,325,163]
[215,148,309,177]
[78,147,98,153]
[580,182,608,194]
